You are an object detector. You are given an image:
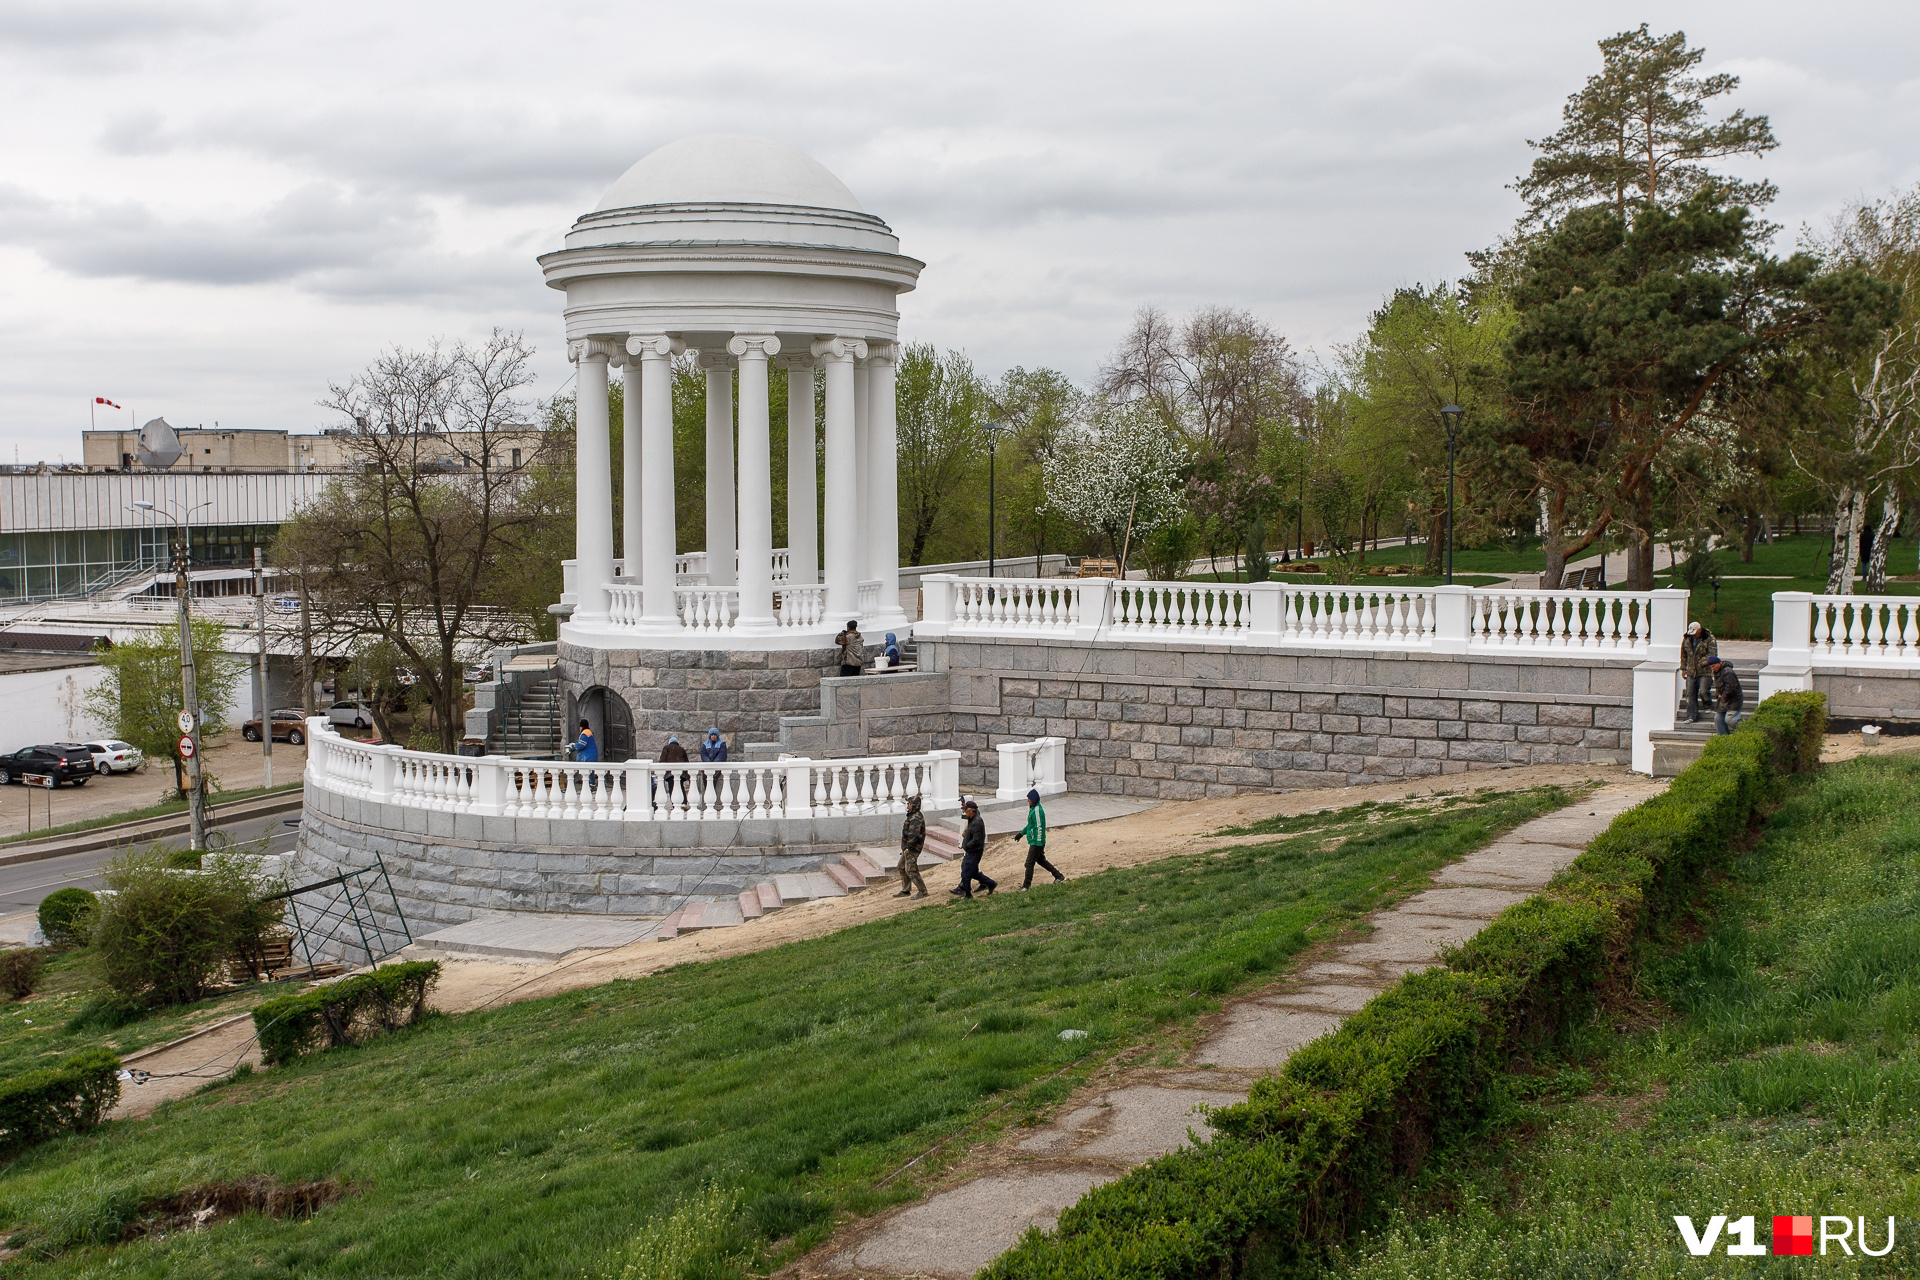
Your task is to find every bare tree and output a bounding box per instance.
[276,330,550,751]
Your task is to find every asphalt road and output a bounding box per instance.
[0,808,303,916]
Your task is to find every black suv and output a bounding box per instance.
[0,744,98,786]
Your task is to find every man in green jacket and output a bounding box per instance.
[1020,788,1065,889]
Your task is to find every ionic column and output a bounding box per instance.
[781,355,819,586]
[854,352,872,582]
[615,350,642,574]
[627,334,683,623]
[700,350,737,587]
[812,336,867,620]
[866,342,903,623]
[570,339,616,625]
[729,334,781,629]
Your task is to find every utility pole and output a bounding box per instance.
[253,546,272,790]
[299,555,314,721]
[174,528,206,851]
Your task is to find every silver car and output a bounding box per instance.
[84,740,144,774]
[327,700,374,729]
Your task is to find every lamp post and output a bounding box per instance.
[1439,405,1464,585]
[984,421,1011,579]
[132,498,211,851]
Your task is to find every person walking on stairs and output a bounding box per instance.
[1020,789,1065,889]
[1710,656,1745,735]
[950,798,996,898]
[1681,621,1718,722]
[834,620,864,678]
[896,795,928,898]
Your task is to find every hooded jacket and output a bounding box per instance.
[700,730,728,762]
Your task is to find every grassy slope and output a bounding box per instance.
[0,789,1572,1278]
[1328,754,1920,1279]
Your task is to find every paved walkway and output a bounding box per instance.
[796,775,1666,1280]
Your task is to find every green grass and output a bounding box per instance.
[1187,571,1506,588]
[1326,753,1920,1279]
[0,948,320,1081]
[0,788,1575,1277]
[0,781,302,849]
[1616,534,1920,641]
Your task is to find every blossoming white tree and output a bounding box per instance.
[1043,397,1189,573]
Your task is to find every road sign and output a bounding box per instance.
[177,710,195,735]
[273,597,300,613]
[22,773,53,789]
[177,736,196,759]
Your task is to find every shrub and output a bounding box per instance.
[983,691,1828,1279]
[253,961,441,1066]
[0,1050,121,1154]
[90,850,284,1008]
[0,948,44,1000]
[37,887,98,947]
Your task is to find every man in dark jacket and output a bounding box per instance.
[896,795,928,898]
[949,798,996,898]
[1710,657,1745,735]
[835,621,864,677]
[657,734,689,804]
[1681,622,1718,722]
[698,726,728,803]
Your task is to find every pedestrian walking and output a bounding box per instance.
[949,798,996,898]
[1711,656,1745,735]
[1020,788,1064,889]
[569,719,598,762]
[1681,621,1718,722]
[896,795,928,898]
[835,620,864,677]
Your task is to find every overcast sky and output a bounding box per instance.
[1,0,1915,459]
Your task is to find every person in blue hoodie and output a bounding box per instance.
[883,632,902,668]
[570,719,598,763]
[699,726,728,802]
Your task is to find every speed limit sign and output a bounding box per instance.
[177,735,195,759]
[177,711,195,735]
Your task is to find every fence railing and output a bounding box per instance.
[994,736,1068,800]
[918,575,1686,658]
[1764,591,1920,678]
[306,720,967,822]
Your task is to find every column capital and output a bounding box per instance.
[625,334,683,360]
[727,333,783,359]
[568,338,620,364]
[810,336,869,362]
[776,353,817,372]
[860,340,897,366]
[696,349,738,372]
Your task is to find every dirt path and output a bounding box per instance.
[785,775,1666,1280]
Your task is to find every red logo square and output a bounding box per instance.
[1773,1215,1813,1256]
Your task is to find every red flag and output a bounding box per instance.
[95,397,122,409]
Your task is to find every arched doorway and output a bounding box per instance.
[578,686,634,762]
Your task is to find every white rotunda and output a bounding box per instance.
[540,133,922,650]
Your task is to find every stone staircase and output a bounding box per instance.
[497,674,565,759]
[654,823,964,939]
[1649,657,1762,777]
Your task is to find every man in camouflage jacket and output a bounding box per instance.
[896,795,928,898]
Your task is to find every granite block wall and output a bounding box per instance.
[556,641,848,756]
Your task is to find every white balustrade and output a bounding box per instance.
[1467,589,1654,652]
[1802,594,1920,666]
[857,578,883,619]
[673,549,789,586]
[776,584,827,628]
[607,583,646,626]
[306,723,961,823]
[950,577,1086,634]
[994,736,1068,800]
[676,585,740,632]
[1279,585,1436,647]
[1110,582,1251,639]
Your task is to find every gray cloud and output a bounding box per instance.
[0,0,256,50]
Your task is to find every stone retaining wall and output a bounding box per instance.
[295,781,901,929]
[556,640,846,756]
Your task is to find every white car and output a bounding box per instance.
[327,700,374,729]
[84,740,144,774]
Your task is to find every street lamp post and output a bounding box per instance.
[984,421,1011,579]
[1439,405,1464,585]
[132,499,210,851]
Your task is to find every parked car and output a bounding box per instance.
[327,700,373,729]
[242,709,310,745]
[0,744,97,786]
[83,740,144,774]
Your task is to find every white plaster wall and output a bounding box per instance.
[0,664,114,752]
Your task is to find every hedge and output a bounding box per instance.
[253,961,441,1066]
[36,887,97,947]
[0,1050,122,1155]
[983,691,1828,1279]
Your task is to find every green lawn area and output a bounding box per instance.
[0,788,1576,1277]
[1638,534,1920,641]
[1354,538,1545,576]
[1326,753,1920,1279]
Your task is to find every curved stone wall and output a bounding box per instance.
[295,779,903,933]
[556,641,847,756]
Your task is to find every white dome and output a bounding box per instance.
[595,134,863,213]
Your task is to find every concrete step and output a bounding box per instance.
[738,888,763,920]
[756,881,783,913]
[774,871,844,901]
[679,900,742,930]
[841,851,882,881]
[824,862,867,892]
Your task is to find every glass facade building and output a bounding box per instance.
[0,524,283,604]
